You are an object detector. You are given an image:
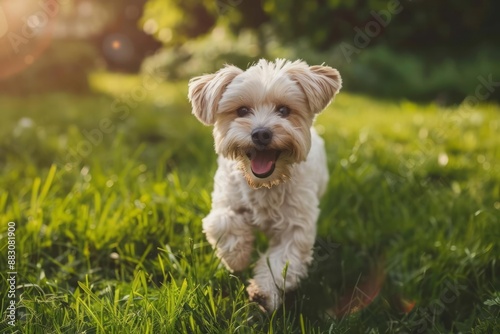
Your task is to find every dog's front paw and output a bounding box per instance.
[202,209,254,272]
[247,279,282,313]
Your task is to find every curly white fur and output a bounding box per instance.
[188,59,341,312]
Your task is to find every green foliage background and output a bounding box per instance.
[141,0,500,102]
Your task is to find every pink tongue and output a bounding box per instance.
[251,150,275,175]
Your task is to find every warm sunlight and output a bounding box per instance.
[0,0,56,79]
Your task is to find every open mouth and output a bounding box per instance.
[247,149,281,178]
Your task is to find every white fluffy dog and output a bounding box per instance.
[188,59,341,312]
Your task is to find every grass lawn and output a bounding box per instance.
[1,73,499,333]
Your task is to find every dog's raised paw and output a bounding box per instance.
[247,281,270,313]
[247,280,283,313]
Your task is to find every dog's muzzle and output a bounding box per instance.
[246,127,281,178]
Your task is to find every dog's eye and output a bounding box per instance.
[237,106,250,117]
[276,105,290,117]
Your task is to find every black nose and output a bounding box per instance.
[251,127,273,147]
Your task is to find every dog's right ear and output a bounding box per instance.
[188,65,243,125]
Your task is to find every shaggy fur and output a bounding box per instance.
[188,59,341,312]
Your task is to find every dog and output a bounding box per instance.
[188,59,341,312]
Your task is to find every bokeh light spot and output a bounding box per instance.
[143,18,158,35]
[103,33,134,64]
[27,14,41,29]
[438,152,449,166]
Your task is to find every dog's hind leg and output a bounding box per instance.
[202,208,254,272]
[247,212,318,312]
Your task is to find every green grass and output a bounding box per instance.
[0,73,499,333]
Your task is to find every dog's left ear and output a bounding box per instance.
[290,64,342,114]
[188,65,243,125]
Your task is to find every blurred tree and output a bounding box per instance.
[141,0,268,51]
[261,0,361,51]
[219,0,269,53]
[141,0,216,44]
[260,0,500,54]
[139,0,500,102]
[141,0,500,54]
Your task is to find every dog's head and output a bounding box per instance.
[188,59,341,188]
